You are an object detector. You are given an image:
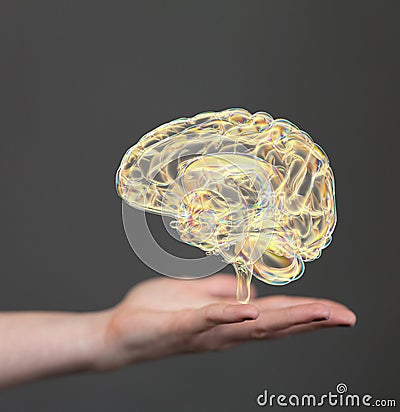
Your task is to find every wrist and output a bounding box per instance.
[80,309,116,373]
[87,306,140,372]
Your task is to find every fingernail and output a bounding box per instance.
[240,310,259,321]
[223,306,257,320]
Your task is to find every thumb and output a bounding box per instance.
[187,302,260,333]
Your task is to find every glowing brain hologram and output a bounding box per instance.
[116,109,337,303]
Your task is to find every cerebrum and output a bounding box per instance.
[116,108,336,303]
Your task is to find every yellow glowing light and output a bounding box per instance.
[116,109,336,303]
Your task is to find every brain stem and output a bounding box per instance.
[233,258,253,304]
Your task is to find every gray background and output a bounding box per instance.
[0,1,399,410]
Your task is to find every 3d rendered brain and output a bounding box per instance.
[116,108,336,298]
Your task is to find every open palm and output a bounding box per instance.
[97,274,356,370]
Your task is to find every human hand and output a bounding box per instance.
[94,274,356,371]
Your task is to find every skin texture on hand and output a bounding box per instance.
[0,274,356,388]
[95,274,356,371]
